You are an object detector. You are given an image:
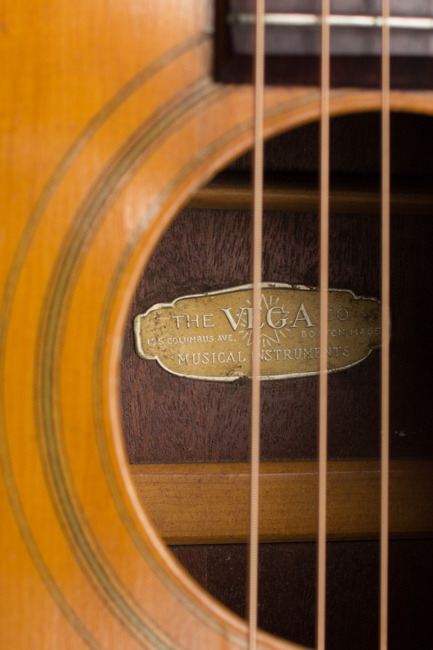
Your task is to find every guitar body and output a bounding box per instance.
[0,0,432,648]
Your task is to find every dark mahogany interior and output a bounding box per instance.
[120,112,433,649]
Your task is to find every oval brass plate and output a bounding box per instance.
[134,283,381,381]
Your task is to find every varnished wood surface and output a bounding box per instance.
[131,459,433,545]
[2,0,433,648]
[188,171,433,214]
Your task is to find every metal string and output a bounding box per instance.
[228,12,433,29]
[317,0,330,648]
[380,0,391,648]
[249,0,265,648]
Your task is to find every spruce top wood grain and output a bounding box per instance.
[2,0,433,647]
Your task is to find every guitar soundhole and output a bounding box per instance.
[120,112,433,649]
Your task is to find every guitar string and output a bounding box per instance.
[380,0,391,648]
[250,2,392,648]
[249,0,265,648]
[317,0,330,648]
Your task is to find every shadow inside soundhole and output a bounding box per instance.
[120,113,433,649]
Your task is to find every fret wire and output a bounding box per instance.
[380,0,391,648]
[249,0,265,648]
[317,0,330,649]
[228,12,433,29]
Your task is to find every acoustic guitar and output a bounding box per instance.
[1,0,432,648]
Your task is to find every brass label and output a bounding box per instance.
[134,283,381,382]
